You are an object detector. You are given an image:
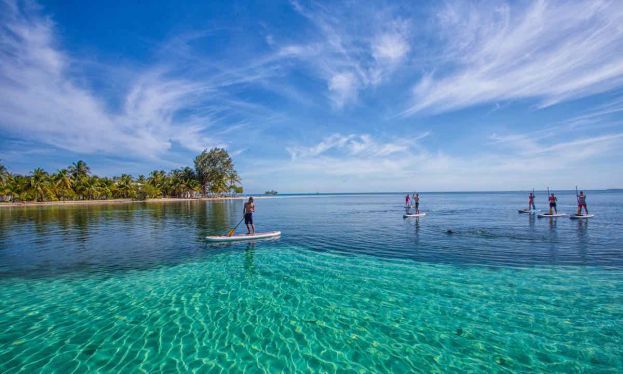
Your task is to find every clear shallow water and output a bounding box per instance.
[1,192,622,371]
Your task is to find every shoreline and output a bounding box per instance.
[0,196,270,208]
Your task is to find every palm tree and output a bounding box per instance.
[69,160,90,180]
[19,176,31,201]
[148,170,166,197]
[3,176,19,202]
[228,172,241,196]
[0,162,11,201]
[187,179,201,198]
[53,169,73,200]
[28,168,51,202]
[73,176,89,200]
[2,153,242,202]
[83,176,101,200]
[115,174,135,198]
[0,161,9,182]
[98,177,114,199]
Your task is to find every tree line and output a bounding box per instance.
[0,148,242,202]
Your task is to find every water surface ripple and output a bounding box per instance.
[0,192,622,371]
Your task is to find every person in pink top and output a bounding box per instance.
[528,192,536,211]
[576,191,589,215]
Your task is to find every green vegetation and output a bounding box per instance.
[0,148,242,202]
[264,190,278,195]
[194,148,241,196]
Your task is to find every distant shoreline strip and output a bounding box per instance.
[0,196,275,208]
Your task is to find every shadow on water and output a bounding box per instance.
[576,219,589,263]
[528,213,536,231]
[547,217,559,264]
[244,242,256,277]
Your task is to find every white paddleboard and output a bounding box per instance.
[206,231,281,242]
[570,214,594,219]
[403,213,426,218]
[537,213,567,218]
[518,209,539,214]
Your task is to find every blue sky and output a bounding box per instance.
[1,0,623,192]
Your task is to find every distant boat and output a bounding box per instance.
[264,190,278,195]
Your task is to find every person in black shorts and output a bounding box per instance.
[244,197,255,234]
[548,193,557,214]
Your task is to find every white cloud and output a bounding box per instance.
[0,3,224,160]
[328,72,359,108]
[245,129,623,192]
[372,32,409,63]
[286,133,423,160]
[404,0,623,115]
[286,1,412,108]
[0,1,291,162]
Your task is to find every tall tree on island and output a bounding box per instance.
[194,148,241,196]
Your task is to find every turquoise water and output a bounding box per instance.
[1,192,623,371]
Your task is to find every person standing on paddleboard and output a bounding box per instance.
[244,197,255,235]
[405,194,411,207]
[548,193,558,215]
[414,193,420,214]
[577,191,589,216]
[528,192,536,211]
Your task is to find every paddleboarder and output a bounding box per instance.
[405,194,411,207]
[414,193,420,214]
[548,193,558,215]
[577,191,589,216]
[528,192,536,211]
[244,197,255,235]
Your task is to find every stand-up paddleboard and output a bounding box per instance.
[537,213,567,218]
[404,213,426,218]
[570,214,594,219]
[206,231,281,242]
[518,209,539,214]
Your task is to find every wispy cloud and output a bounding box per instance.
[0,2,220,159]
[2,0,623,191]
[404,0,623,115]
[286,0,411,108]
[0,1,291,162]
[286,132,426,160]
[243,125,623,192]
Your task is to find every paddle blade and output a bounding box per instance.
[227,228,235,237]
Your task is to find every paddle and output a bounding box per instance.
[547,187,551,214]
[227,216,245,237]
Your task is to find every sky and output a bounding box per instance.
[1,0,623,193]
